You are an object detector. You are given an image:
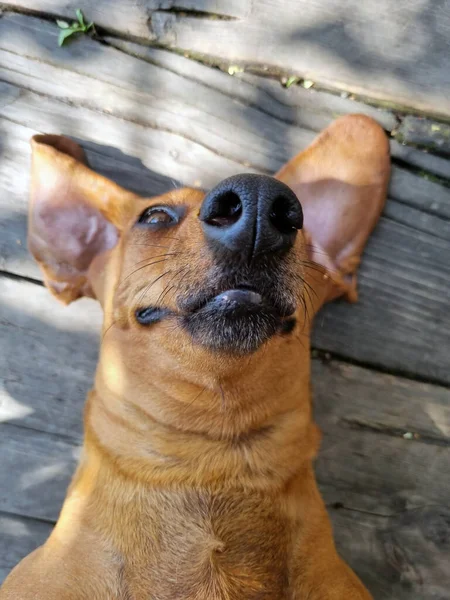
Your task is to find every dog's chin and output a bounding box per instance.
[181,289,295,355]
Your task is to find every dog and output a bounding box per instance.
[0,114,390,599]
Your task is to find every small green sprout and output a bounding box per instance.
[57,9,94,47]
[284,76,299,88]
[227,65,244,75]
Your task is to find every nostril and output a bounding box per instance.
[204,191,242,227]
[270,195,303,234]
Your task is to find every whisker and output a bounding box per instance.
[165,268,192,307]
[302,286,313,329]
[155,266,188,305]
[137,269,173,307]
[295,259,329,275]
[130,252,180,269]
[102,319,117,342]
[294,330,308,353]
[120,256,176,285]
[302,277,319,300]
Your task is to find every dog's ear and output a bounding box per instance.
[276,114,390,304]
[29,135,137,304]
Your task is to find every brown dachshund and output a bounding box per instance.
[0,115,390,599]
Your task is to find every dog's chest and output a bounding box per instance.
[122,489,290,600]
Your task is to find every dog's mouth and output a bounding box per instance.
[136,259,300,355]
[176,274,297,354]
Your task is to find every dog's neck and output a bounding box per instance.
[83,326,319,490]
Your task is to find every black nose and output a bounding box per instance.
[199,174,303,260]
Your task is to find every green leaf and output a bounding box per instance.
[76,8,85,27]
[58,28,76,46]
[56,9,94,46]
[285,75,299,88]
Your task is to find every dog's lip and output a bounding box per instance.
[206,288,263,313]
[185,286,264,314]
[184,285,295,318]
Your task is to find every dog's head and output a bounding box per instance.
[28,116,389,368]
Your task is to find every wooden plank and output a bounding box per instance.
[0,13,398,135]
[388,167,450,219]
[5,0,450,117]
[3,0,247,38]
[329,506,450,600]
[0,513,52,584]
[395,116,450,155]
[390,140,450,183]
[0,422,79,520]
[0,275,100,439]
[105,39,399,134]
[1,276,449,596]
[313,214,450,383]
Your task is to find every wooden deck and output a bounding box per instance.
[0,4,450,599]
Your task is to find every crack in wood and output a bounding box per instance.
[311,349,450,391]
[391,157,450,190]
[341,417,450,447]
[327,501,445,519]
[0,270,43,287]
[0,509,56,527]
[149,6,237,21]
[0,421,82,446]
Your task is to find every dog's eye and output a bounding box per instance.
[138,206,178,226]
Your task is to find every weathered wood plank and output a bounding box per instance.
[313,213,450,383]
[388,166,450,219]
[395,116,450,155]
[0,13,399,135]
[0,422,80,520]
[105,39,399,134]
[4,0,450,117]
[390,139,450,181]
[1,277,449,596]
[0,275,100,439]
[329,505,450,600]
[0,513,52,584]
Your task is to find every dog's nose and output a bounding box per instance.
[199,174,303,260]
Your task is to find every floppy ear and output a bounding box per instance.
[276,114,390,305]
[29,135,137,304]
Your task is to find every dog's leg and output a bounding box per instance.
[287,471,373,600]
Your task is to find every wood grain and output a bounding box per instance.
[4,0,450,117]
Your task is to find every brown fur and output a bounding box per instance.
[0,115,390,599]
